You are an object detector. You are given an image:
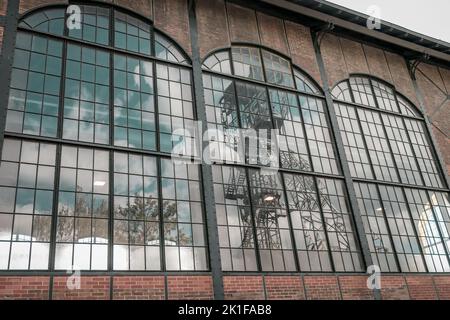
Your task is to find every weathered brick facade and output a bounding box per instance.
[0,0,448,300]
[1,275,450,300]
[0,0,6,16]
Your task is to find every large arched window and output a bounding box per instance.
[203,47,363,273]
[332,76,450,273]
[0,4,208,272]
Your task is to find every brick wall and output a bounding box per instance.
[19,0,68,14]
[154,0,191,57]
[167,276,213,300]
[1,0,7,16]
[52,276,110,300]
[0,275,450,300]
[415,63,450,176]
[114,0,152,20]
[224,276,265,300]
[112,276,165,300]
[304,276,341,300]
[0,276,49,300]
[0,26,3,55]
[2,0,449,302]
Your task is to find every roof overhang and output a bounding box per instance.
[235,0,450,67]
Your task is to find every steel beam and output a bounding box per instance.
[311,30,382,300]
[188,0,224,300]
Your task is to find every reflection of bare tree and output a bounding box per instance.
[33,216,52,241]
[114,196,191,246]
[56,190,109,242]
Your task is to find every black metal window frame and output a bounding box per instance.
[0,2,213,273]
[331,74,450,273]
[201,45,369,273]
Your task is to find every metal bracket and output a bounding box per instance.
[406,52,430,80]
[311,21,335,48]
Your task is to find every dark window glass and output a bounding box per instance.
[269,89,310,171]
[155,33,188,64]
[232,47,264,81]
[404,188,450,272]
[113,54,155,151]
[284,173,332,271]
[212,166,257,271]
[202,50,232,74]
[19,8,65,36]
[350,77,376,108]
[354,183,399,272]
[335,103,373,179]
[331,81,352,102]
[404,119,444,188]
[372,80,399,113]
[294,69,320,95]
[113,152,160,270]
[248,169,296,272]
[357,108,399,182]
[317,178,363,272]
[203,74,243,164]
[161,159,207,271]
[63,44,110,144]
[6,33,62,137]
[262,50,294,88]
[114,11,151,55]
[0,139,55,270]
[300,96,339,175]
[382,114,423,186]
[55,146,109,271]
[157,64,195,156]
[68,5,110,46]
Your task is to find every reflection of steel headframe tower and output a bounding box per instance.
[220,82,350,251]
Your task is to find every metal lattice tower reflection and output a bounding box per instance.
[220,82,350,251]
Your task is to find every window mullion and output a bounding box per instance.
[400,187,430,272]
[243,167,263,272]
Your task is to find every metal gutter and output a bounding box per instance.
[257,0,450,64]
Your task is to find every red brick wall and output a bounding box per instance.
[52,276,110,300]
[321,34,418,106]
[265,276,305,300]
[224,276,265,300]
[113,276,165,300]
[380,276,410,300]
[1,0,7,15]
[1,275,450,299]
[0,26,3,55]
[338,276,374,300]
[256,12,289,56]
[0,276,49,300]
[167,276,213,300]
[284,20,321,85]
[304,276,341,300]
[154,0,191,57]
[415,63,450,176]
[195,0,321,85]
[196,0,230,58]
[405,276,437,300]
[19,0,68,14]
[226,2,260,44]
[114,0,152,20]
[434,276,450,300]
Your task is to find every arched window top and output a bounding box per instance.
[154,32,189,64]
[18,4,190,64]
[293,69,321,95]
[331,76,422,117]
[19,7,65,36]
[202,47,322,95]
[202,50,232,74]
